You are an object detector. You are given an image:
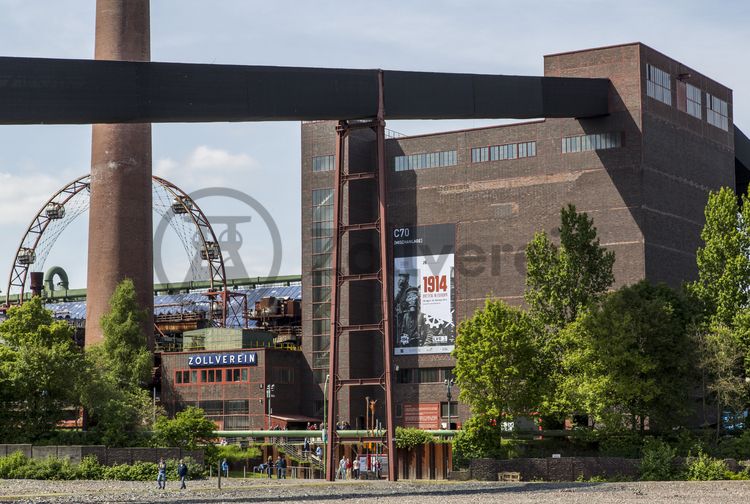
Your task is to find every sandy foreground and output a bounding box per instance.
[2,478,750,503]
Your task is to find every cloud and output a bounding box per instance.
[0,172,68,225]
[154,145,258,190]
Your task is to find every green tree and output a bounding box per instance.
[555,281,695,431]
[525,204,615,328]
[698,324,747,440]
[81,279,154,445]
[99,278,152,388]
[152,406,217,450]
[688,187,750,328]
[0,296,84,440]
[453,300,547,419]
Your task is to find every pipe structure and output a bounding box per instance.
[86,0,154,347]
[214,429,456,438]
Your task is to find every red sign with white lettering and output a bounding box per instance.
[402,403,440,429]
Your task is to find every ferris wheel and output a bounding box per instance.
[5,173,231,325]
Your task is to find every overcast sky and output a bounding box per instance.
[0,0,748,292]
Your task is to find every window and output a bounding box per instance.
[707,93,729,131]
[396,367,454,384]
[175,370,192,385]
[471,147,489,163]
[210,368,250,383]
[562,132,621,153]
[646,64,671,105]
[490,143,517,161]
[394,150,457,171]
[224,416,250,429]
[312,155,335,172]
[199,400,223,415]
[395,403,403,418]
[686,83,702,119]
[441,402,459,418]
[311,187,334,383]
[471,141,536,164]
[418,368,440,383]
[225,400,250,415]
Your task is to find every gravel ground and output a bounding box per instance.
[2,478,750,503]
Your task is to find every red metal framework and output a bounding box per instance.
[151,176,228,326]
[5,174,90,306]
[325,72,396,481]
[6,174,230,326]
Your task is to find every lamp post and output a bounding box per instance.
[444,379,454,430]
[266,384,275,430]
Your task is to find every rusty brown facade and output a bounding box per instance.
[301,43,737,430]
[160,348,306,430]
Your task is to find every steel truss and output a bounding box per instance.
[325,71,396,481]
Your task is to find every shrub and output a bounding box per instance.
[0,452,30,479]
[395,428,435,450]
[640,439,677,481]
[717,431,750,460]
[598,431,643,458]
[451,415,507,467]
[685,452,728,481]
[207,444,262,466]
[75,455,104,479]
[0,453,206,482]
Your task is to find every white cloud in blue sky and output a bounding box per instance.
[0,0,748,289]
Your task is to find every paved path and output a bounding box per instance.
[2,478,750,503]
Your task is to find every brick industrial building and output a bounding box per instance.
[300,43,750,431]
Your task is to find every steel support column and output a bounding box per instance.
[325,72,395,481]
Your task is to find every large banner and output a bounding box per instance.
[393,224,455,355]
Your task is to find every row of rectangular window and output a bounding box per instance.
[312,155,335,172]
[562,132,622,154]
[471,141,536,163]
[394,150,457,172]
[647,63,729,131]
[396,367,455,384]
[175,367,250,385]
[179,400,250,416]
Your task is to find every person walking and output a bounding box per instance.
[315,445,322,459]
[221,458,229,478]
[177,459,188,490]
[266,456,273,479]
[337,456,346,480]
[156,458,167,490]
[280,456,287,479]
[346,457,352,479]
[275,456,282,479]
[352,457,360,480]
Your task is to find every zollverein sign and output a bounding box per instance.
[188,352,257,368]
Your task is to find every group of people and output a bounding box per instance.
[336,456,363,480]
[255,455,288,478]
[156,458,189,490]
